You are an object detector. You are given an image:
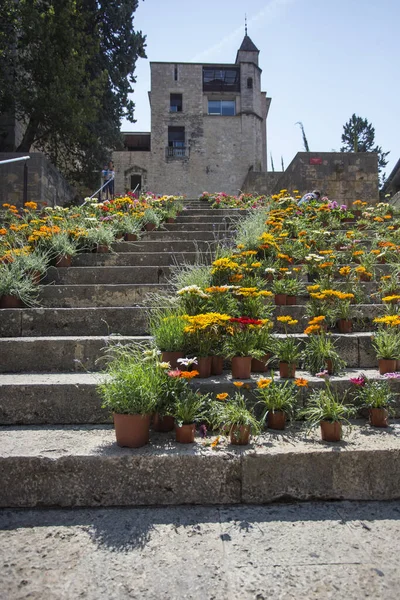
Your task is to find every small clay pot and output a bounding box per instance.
[369,408,389,428]
[320,420,342,442]
[267,410,286,430]
[113,413,151,448]
[279,362,296,378]
[0,294,24,309]
[175,423,196,443]
[197,356,212,378]
[95,244,110,254]
[144,222,157,231]
[153,413,175,432]
[230,424,251,445]
[251,354,270,373]
[378,359,397,375]
[55,254,72,268]
[231,356,252,379]
[274,294,287,306]
[325,359,334,375]
[124,233,138,241]
[211,356,224,376]
[166,218,176,224]
[338,319,352,334]
[161,351,185,369]
[286,295,296,306]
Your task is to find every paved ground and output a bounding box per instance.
[1,501,399,599]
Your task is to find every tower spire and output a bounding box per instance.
[245,14,247,36]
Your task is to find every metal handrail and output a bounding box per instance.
[89,174,114,200]
[0,156,30,165]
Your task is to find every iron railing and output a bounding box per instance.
[0,156,31,204]
[166,146,188,159]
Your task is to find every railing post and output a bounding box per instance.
[23,161,28,205]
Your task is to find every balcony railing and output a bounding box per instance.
[166,146,189,159]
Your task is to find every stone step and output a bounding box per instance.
[0,336,149,373]
[160,223,235,232]
[112,240,222,253]
[45,265,173,285]
[179,209,248,216]
[142,230,235,242]
[0,369,398,425]
[1,421,399,507]
[175,215,239,223]
[0,307,150,337]
[39,284,171,308]
[73,251,213,267]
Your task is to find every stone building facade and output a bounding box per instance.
[113,35,270,197]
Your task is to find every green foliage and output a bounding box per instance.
[173,391,208,426]
[300,381,355,427]
[0,0,146,189]
[0,261,40,306]
[235,209,270,250]
[302,333,346,375]
[372,329,400,360]
[255,377,299,421]
[271,336,302,364]
[210,393,260,435]
[340,114,389,187]
[356,379,395,409]
[98,345,161,415]
[149,312,186,352]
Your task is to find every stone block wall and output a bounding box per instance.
[0,152,76,207]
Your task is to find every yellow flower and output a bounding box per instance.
[216,393,229,400]
[257,378,272,388]
[233,381,244,388]
[294,378,308,387]
[277,315,293,323]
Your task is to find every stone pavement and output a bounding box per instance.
[1,501,399,599]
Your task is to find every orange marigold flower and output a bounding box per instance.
[180,370,199,379]
[216,393,229,400]
[233,381,244,388]
[294,378,308,387]
[304,324,322,335]
[257,378,272,389]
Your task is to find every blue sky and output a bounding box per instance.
[122,0,399,177]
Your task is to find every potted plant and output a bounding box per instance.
[302,331,346,375]
[48,232,78,267]
[85,225,115,253]
[98,345,160,447]
[143,208,161,231]
[284,277,305,306]
[223,317,266,379]
[271,278,287,305]
[14,249,49,285]
[255,376,304,430]
[0,262,40,308]
[371,328,400,374]
[301,380,355,442]
[334,299,353,333]
[210,392,260,445]
[272,316,302,378]
[183,312,231,378]
[354,377,395,428]
[149,312,187,368]
[173,391,208,443]
[154,363,199,432]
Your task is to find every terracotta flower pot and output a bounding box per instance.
[55,254,72,268]
[267,410,286,430]
[0,294,24,309]
[153,413,175,432]
[145,222,156,231]
[175,423,196,443]
[124,233,138,241]
[161,351,184,369]
[197,356,212,378]
[166,218,176,224]
[95,244,110,254]
[251,354,270,373]
[369,408,389,428]
[231,356,252,379]
[378,358,397,375]
[230,424,251,445]
[325,359,334,375]
[279,362,296,378]
[30,270,42,285]
[396,360,400,372]
[113,413,151,448]
[338,319,352,333]
[320,420,342,442]
[211,355,224,376]
[286,295,296,306]
[274,293,287,306]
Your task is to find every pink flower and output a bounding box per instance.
[383,372,400,379]
[167,369,181,378]
[316,369,329,378]
[349,376,366,386]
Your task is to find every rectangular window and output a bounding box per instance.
[170,93,183,112]
[203,67,240,92]
[207,100,236,116]
[167,126,186,158]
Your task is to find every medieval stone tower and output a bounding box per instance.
[113,34,270,196]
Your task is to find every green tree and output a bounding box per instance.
[340,114,390,187]
[0,0,146,189]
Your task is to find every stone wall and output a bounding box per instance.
[0,152,76,207]
[242,152,379,204]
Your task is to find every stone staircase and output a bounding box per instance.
[0,199,399,508]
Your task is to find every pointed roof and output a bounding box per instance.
[238,35,259,53]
